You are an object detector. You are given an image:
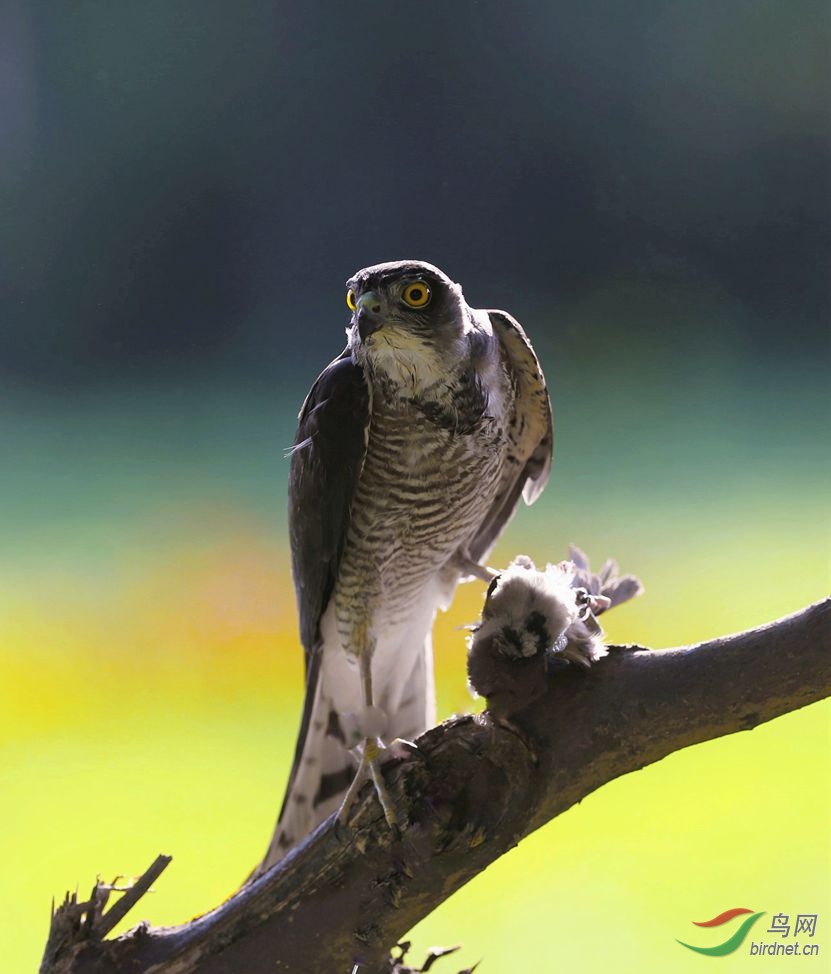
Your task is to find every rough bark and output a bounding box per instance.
[41,598,831,974]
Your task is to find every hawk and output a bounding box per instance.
[256,259,552,875]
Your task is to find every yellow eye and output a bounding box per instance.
[402,281,431,308]
[346,289,357,311]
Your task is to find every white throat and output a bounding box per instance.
[374,335,446,394]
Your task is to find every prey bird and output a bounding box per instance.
[255,260,552,876]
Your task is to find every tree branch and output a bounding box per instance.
[41,598,831,974]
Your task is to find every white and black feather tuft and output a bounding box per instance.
[474,557,583,660]
[467,549,643,717]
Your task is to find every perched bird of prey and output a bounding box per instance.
[255,259,552,875]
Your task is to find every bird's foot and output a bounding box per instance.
[337,736,401,835]
[381,736,421,763]
[452,551,498,583]
[341,704,389,748]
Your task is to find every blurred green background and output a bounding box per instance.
[1,2,828,972]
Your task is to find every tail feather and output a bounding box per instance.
[250,598,437,879]
[254,633,435,881]
[254,669,356,877]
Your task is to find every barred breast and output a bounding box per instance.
[333,393,508,655]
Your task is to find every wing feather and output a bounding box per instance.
[288,346,370,661]
[265,347,369,856]
[467,310,553,563]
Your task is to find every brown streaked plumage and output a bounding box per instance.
[253,260,553,878]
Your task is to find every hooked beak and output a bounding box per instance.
[356,290,383,341]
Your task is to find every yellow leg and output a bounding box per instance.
[336,652,399,830]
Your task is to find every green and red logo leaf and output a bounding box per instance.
[677,908,765,956]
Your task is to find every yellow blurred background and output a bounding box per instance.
[2,3,829,970]
[2,373,828,972]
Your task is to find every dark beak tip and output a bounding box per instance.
[357,312,383,342]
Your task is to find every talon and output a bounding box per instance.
[333,816,353,846]
[336,736,403,833]
[452,550,498,583]
[367,741,401,829]
[334,656,408,840]
[466,562,498,583]
[337,757,368,827]
[382,737,421,763]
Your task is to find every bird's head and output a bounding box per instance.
[344,259,470,392]
[475,557,581,661]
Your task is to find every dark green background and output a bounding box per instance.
[2,5,829,971]
[2,1,828,390]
